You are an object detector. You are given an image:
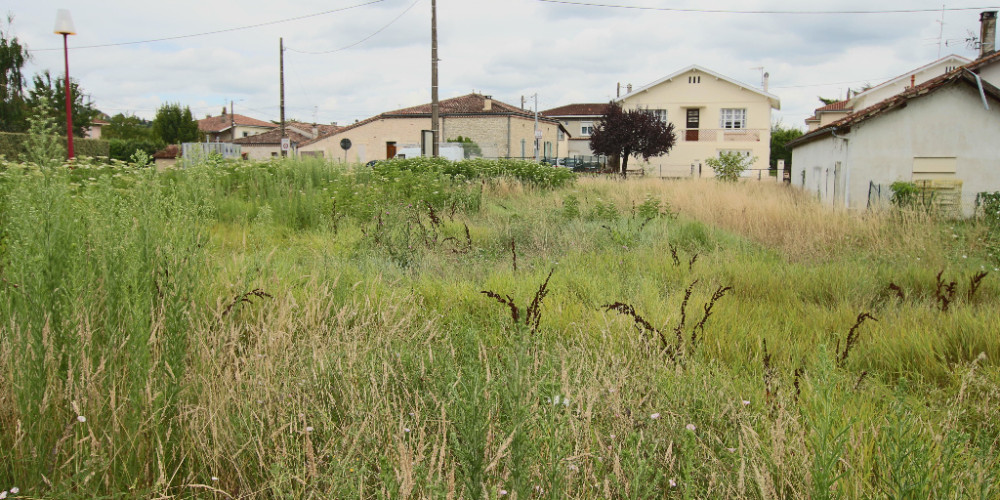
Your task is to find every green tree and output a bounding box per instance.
[770,121,803,171]
[818,96,839,105]
[151,103,200,144]
[705,151,757,182]
[1,14,30,132]
[589,101,676,178]
[104,112,154,141]
[25,70,99,137]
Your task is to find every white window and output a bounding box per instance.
[557,129,565,140]
[651,109,667,123]
[581,122,594,136]
[720,108,747,129]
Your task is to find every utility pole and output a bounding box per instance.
[431,0,440,157]
[280,37,287,157]
[533,93,539,162]
[230,99,235,141]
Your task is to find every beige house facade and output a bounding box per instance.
[198,111,275,142]
[299,94,570,163]
[540,103,608,157]
[616,65,780,177]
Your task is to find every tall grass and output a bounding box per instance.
[0,157,997,498]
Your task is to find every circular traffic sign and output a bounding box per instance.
[340,138,352,150]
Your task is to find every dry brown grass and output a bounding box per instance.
[576,177,941,261]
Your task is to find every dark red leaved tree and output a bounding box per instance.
[589,101,676,178]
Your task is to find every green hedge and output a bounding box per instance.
[108,138,164,161]
[0,131,110,161]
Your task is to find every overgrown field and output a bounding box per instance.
[0,156,998,499]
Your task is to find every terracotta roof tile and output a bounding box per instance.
[197,113,275,133]
[232,128,311,145]
[153,144,180,159]
[815,100,852,112]
[541,103,608,117]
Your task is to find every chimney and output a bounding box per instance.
[484,96,492,111]
[222,106,227,116]
[981,11,997,58]
[626,83,633,93]
[312,125,318,138]
[762,72,770,92]
[910,75,916,88]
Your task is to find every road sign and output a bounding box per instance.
[534,129,543,140]
[340,138,352,150]
[280,137,290,151]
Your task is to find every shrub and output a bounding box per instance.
[890,181,920,208]
[976,191,1000,225]
[109,138,164,162]
[705,151,756,181]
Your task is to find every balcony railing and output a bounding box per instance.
[682,128,764,142]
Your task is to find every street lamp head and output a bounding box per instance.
[53,9,76,35]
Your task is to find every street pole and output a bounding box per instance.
[53,9,76,160]
[431,0,440,157]
[280,37,286,157]
[533,93,539,162]
[62,33,74,159]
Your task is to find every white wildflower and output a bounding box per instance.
[76,415,86,423]
[499,490,508,496]
[305,426,314,433]
[669,479,677,487]
[650,413,660,419]
[742,400,751,406]
[8,488,16,494]
[727,447,737,453]
[404,428,411,433]
[211,476,219,482]
[686,423,697,432]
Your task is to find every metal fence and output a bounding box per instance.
[181,142,241,167]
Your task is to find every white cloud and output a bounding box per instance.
[9,0,985,129]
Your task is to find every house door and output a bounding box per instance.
[386,142,397,159]
[833,161,845,207]
[686,109,700,141]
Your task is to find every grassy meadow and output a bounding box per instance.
[0,156,998,499]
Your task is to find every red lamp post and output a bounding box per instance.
[53,9,76,159]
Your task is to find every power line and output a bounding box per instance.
[771,76,895,89]
[27,0,385,52]
[286,0,421,55]
[533,0,1000,15]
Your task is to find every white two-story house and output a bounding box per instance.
[616,65,781,177]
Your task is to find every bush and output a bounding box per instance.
[890,181,920,208]
[705,151,756,181]
[109,138,164,162]
[0,131,109,162]
[977,191,1000,225]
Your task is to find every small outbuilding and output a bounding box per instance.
[788,70,1000,217]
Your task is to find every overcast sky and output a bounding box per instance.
[5,0,991,130]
